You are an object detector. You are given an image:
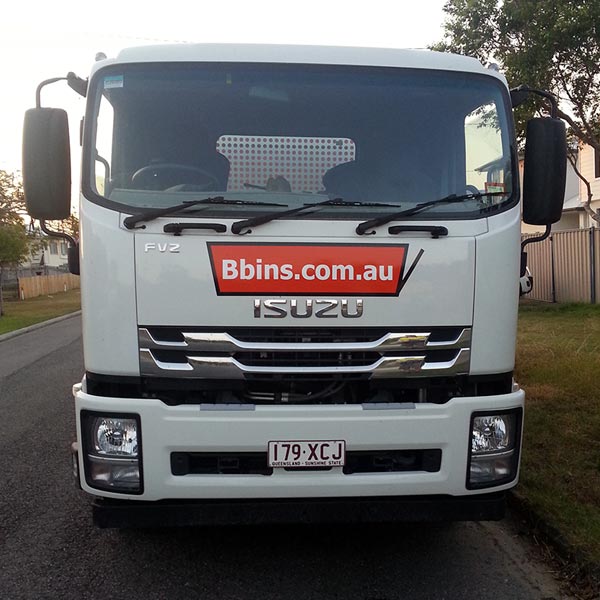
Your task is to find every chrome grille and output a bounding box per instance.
[139,326,471,379]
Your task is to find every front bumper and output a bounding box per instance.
[74,385,524,502]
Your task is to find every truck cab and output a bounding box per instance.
[22,44,566,527]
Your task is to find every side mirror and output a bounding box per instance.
[22,108,71,220]
[522,118,567,225]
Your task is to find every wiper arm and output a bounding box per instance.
[231,198,399,235]
[355,192,509,235]
[123,197,286,230]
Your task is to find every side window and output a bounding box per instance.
[95,95,114,196]
[595,147,600,179]
[464,102,509,197]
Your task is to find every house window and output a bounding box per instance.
[49,242,58,255]
[595,147,600,179]
[60,243,68,256]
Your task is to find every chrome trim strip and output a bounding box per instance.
[139,348,470,378]
[139,329,187,348]
[139,328,471,353]
[140,349,194,372]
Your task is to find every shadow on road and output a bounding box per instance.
[105,522,463,599]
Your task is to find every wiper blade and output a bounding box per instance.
[231,198,398,235]
[355,192,509,235]
[123,197,286,230]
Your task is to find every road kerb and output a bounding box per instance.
[508,491,600,593]
[0,311,82,343]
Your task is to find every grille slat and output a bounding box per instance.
[139,326,471,379]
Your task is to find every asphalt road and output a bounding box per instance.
[0,316,569,600]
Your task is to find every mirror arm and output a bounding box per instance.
[36,77,68,108]
[39,220,77,247]
[510,85,559,118]
[35,72,87,108]
[520,224,551,277]
[521,224,551,252]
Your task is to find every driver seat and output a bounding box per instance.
[198,149,230,190]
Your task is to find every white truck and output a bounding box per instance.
[22,45,566,527]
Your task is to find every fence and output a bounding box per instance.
[523,228,600,303]
[17,274,80,300]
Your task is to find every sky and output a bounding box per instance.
[0,0,448,177]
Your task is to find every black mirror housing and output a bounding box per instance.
[522,118,567,225]
[68,242,80,275]
[22,108,71,220]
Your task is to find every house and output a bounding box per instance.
[574,143,600,227]
[22,235,69,275]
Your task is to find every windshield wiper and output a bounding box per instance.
[231,198,399,235]
[355,192,509,235]
[123,197,286,230]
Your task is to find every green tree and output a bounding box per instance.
[0,170,27,225]
[0,224,29,315]
[434,0,600,222]
[0,170,40,316]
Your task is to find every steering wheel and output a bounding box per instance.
[131,163,220,191]
[465,185,481,196]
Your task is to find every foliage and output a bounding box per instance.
[434,0,600,145]
[434,0,600,220]
[47,214,80,239]
[0,224,29,268]
[0,170,27,226]
[0,170,28,272]
[0,223,29,315]
[0,170,34,315]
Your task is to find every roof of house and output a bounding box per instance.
[562,194,584,212]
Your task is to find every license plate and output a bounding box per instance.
[268,440,345,468]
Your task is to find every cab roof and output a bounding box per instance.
[94,43,502,82]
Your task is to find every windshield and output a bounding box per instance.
[86,63,515,220]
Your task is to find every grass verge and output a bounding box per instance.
[0,288,81,335]
[516,300,600,569]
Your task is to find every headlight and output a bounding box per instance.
[467,409,522,489]
[93,417,138,457]
[471,415,513,454]
[81,412,143,494]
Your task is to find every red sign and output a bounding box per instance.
[207,243,410,296]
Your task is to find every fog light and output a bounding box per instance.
[88,457,140,491]
[467,409,522,489]
[82,412,142,494]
